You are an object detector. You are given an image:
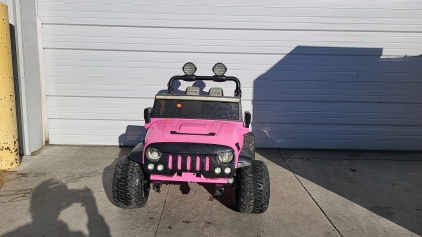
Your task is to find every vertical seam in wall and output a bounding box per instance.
[35,0,48,145]
[12,0,30,155]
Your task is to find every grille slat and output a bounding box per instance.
[186,156,191,171]
[168,155,173,169]
[196,156,201,171]
[205,156,210,172]
[177,155,182,170]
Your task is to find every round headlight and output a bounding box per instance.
[212,63,227,76]
[146,147,162,161]
[182,62,197,75]
[218,151,234,164]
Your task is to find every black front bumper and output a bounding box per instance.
[129,142,236,178]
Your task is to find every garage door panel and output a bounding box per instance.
[46,96,147,121]
[48,119,145,145]
[254,123,422,138]
[42,25,422,48]
[253,123,422,150]
[42,49,278,79]
[43,56,422,75]
[43,47,422,76]
[42,48,282,65]
[253,101,422,126]
[37,1,422,33]
[262,58,422,75]
[45,85,164,99]
[39,0,422,150]
[255,137,422,151]
[254,92,422,104]
[41,24,421,56]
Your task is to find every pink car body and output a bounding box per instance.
[143,118,250,183]
[113,63,269,213]
[128,91,254,187]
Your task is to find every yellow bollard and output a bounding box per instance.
[0,3,20,170]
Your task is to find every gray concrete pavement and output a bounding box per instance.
[0,146,420,237]
[278,150,422,237]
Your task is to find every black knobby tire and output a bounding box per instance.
[112,156,150,208]
[236,160,270,213]
[244,132,255,160]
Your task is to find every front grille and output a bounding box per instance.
[143,143,236,178]
[166,154,213,172]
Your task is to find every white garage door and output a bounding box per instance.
[37,0,422,150]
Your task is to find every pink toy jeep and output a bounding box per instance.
[112,62,270,213]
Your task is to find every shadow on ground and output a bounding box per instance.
[102,146,133,205]
[263,149,422,236]
[201,183,237,212]
[1,179,110,237]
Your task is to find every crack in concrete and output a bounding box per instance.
[277,150,344,237]
[0,188,33,203]
[154,185,170,237]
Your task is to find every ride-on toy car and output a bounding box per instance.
[112,62,270,213]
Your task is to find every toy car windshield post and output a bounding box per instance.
[244,111,251,128]
[144,107,151,129]
[166,62,242,97]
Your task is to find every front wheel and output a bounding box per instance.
[235,160,270,213]
[112,156,150,208]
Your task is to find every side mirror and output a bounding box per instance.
[144,107,151,128]
[244,111,251,128]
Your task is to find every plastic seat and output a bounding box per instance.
[185,86,200,95]
[208,87,224,96]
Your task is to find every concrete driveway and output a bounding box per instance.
[0,146,421,237]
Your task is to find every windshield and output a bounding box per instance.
[152,99,240,120]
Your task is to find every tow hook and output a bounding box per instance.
[214,184,224,196]
[153,181,162,193]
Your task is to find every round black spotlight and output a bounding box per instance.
[182,62,197,75]
[212,62,227,76]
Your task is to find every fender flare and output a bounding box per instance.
[128,142,144,164]
[238,147,254,168]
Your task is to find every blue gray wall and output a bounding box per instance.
[253,46,422,150]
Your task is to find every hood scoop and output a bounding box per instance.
[171,123,216,136]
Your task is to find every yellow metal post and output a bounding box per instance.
[0,3,19,170]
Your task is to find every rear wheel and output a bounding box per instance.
[112,156,150,208]
[235,160,270,213]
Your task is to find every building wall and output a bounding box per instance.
[36,0,422,150]
[2,0,44,155]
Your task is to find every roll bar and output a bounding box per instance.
[166,75,242,97]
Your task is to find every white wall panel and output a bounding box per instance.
[37,0,422,150]
[40,24,421,56]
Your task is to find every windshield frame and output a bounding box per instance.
[151,94,242,121]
